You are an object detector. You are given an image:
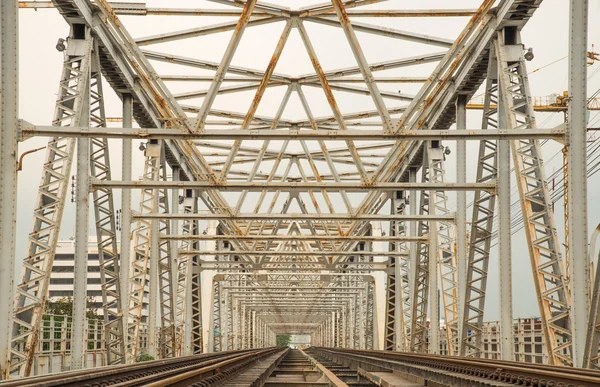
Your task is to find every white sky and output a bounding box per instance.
[15,0,600,321]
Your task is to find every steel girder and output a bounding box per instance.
[460,50,499,358]
[384,192,409,351]
[0,1,18,379]
[212,280,222,352]
[157,154,176,359]
[88,41,126,366]
[21,125,567,141]
[430,145,459,356]
[585,226,600,368]
[410,162,431,353]
[128,149,159,360]
[496,30,572,366]
[190,203,204,354]
[10,33,93,377]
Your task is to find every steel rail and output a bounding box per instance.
[309,348,600,387]
[0,348,278,387]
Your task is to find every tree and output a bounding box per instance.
[136,353,155,362]
[276,334,291,347]
[44,296,101,320]
[43,297,102,350]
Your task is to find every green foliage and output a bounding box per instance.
[44,296,101,320]
[136,352,155,362]
[276,334,292,347]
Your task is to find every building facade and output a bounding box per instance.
[49,239,149,323]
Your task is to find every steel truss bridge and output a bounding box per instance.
[0,0,599,385]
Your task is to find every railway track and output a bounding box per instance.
[5,346,600,386]
[307,347,600,387]
[0,348,286,387]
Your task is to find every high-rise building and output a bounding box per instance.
[49,239,149,323]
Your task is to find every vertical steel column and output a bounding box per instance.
[428,180,439,355]
[366,280,375,350]
[585,227,600,368]
[498,76,514,361]
[12,31,92,377]
[0,1,18,379]
[89,44,125,365]
[408,169,418,350]
[148,161,160,358]
[252,311,256,349]
[568,0,589,368]
[184,198,197,355]
[496,30,572,366]
[430,143,458,355]
[129,147,159,360]
[212,281,222,352]
[207,280,216,352]
[191,207,203,354]
[460,52,498,357]
[71,67,91,370]
[455,95,467,347]
[120,94,133,355]
[223,289,230,350]
[331,311,336,347]
[171,168,185,356]
[227,288,235,350]
[385,192,408,351]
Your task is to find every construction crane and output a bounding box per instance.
[469,50,600,112]
[467,91,600,112]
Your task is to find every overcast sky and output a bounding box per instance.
[15,0,600,322]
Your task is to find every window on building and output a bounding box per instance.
[50,278,74,285]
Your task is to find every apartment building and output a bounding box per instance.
[49,239,149,323]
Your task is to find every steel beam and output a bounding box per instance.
[11,29,93,376]
[89,45,125,365]
[137,213,454,222]
[162,235,427,242]
[18,3,478,18]
[21,124,566,141]
[408,169,418,350]
[120,94,133,354]
[0,1,18,379]
[497,30,572,366]
[148,157,160,358]
[94,181,495,192]
[71,49,91,370]
[568,0,589,368]
[497,62,513,361]
[427,147,440,355]
[460,50,498,358]
[193,0,258,131]
[181,251,408,257]
[329,0,394,132]
[455,95,467,349]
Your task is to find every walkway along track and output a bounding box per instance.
[307,348,600,387]
[0,348,286,387]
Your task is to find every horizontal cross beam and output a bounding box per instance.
[20,123,565,141]
[181,250,407,256]
[94,180,496,193]
[162,234,427,242]
[142,213,454,222]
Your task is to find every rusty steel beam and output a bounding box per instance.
[20,123,566,141]
[136,213,454,221]
[94,180,496,192]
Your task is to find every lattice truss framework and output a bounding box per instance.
[8,0,593,378]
